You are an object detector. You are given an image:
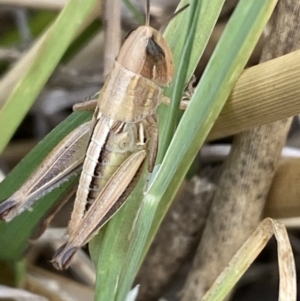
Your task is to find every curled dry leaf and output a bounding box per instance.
[201,218,296,301]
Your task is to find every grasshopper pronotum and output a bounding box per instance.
[0,1,189,270]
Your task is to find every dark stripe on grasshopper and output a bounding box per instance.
[88,156,146,241]
[111,121,125,133]
[84,119,126,210]
[85,120,111,211]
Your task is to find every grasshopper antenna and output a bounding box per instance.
[145,0,150,26]
[159,4,190,34]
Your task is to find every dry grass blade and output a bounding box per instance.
[208,49,300,141]
[26,265,94,301]
[279,218,300,229]
[0,284,48,301]
[265,158,300,219]
[0,0,67,10]
[273,220,297,301]
[103,0,121,76]
[201,218,296,301]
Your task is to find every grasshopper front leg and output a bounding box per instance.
[52,149,147,270]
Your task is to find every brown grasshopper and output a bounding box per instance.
[0,2,189,270]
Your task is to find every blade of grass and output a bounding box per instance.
[157,0,225,162]
[115,0,278,300]
[146,0,278,261]
[90,165,149,300]
[201,218,296,301]
[157,0,203,163]
[0,0,100,154]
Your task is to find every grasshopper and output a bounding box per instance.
[0,1,189,270]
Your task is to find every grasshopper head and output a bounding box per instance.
[117,26,174,87]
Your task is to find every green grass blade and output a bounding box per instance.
[90,166,149,300]
[157,0,203,163]
[0,111,91,260]
[157,0,225,163]
[115,0,278,300]
[0,0,99,154]
[148,0,278,247]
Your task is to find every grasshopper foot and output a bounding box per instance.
[51,243,78,270]
[0,199,18,221]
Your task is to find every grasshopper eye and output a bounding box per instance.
[146,36,165,63]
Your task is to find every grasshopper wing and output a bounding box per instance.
[0,122,91,221]
[52,149,146,270]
